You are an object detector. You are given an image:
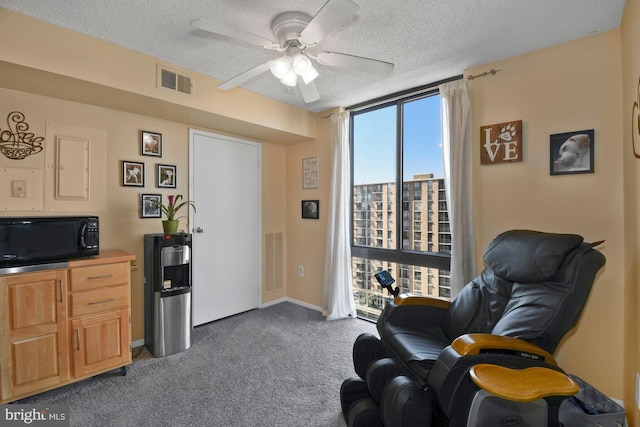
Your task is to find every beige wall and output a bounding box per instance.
[0,87,290,343]
[285,112,334,308]
[261,142,288,304]
[468,29,625,399]
[621,0,640,424]
[0,8,316,342]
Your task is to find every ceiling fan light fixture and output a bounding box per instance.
[292,53,312,74]
[270,56,292,79]
[301,65,320,84]
[280,68,298,87]
[291,53,319,84]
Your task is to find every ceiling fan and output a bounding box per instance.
[190,0,394,103]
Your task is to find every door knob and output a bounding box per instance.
[196,227,205,233]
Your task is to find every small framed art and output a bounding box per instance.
[140,193,162,218]
[122,160,145,187]
[141,130,162,157]
[302,200,319,219]
[157,164,176,188]
[550,129,594,175]
[302,157,318,189]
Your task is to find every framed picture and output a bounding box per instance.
[122,160,145,187]
[302,157,318,189]
[157,164,176,188]
[140,193,162,218]
[550,129,594,175]
[141,130,162,157]
[302,200,319,219]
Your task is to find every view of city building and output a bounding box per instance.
[352,174,451,320]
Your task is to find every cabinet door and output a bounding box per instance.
[70,309,130,378]
[0,270,70,400]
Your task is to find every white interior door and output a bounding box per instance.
[189,129,261,326]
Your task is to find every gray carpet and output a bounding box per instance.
[17,302,377,427]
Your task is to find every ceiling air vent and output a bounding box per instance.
[158,66,192,95]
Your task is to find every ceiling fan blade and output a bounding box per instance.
[190,18,279,49]
[297,80,320,103]
[217,62,271,90]
[316,51,394,77]
[299,0,359,46]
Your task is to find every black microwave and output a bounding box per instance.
[0,216,99,267]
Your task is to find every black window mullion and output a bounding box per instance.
[395,99,403,256]
[351,246,450,271]
[349,88,452,311]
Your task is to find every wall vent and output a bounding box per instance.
[265,232,284,293]
[158,65,192,95]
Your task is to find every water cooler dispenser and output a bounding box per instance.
[144,233,192,357]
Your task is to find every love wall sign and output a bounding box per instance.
[480,120,523,165]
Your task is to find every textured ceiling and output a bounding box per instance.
[0,0,625,113]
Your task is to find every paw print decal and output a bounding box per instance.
[499,123,518,142]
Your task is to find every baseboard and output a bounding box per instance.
[133,299,323,349]
[260,297,323,313]
[259,297,287,308]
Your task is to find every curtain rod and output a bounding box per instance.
[467,68,502,80]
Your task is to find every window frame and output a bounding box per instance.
[349,89,451,273]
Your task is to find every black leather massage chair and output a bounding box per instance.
[340,230,606,427]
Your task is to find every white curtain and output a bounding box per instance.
[323,111,356,321]
[439,79,476,296]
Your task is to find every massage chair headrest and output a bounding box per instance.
[483,230,583,283]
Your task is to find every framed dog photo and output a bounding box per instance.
[157,164,176,188]
[550,129,594,175]
[141,130,162,157]
[140,193,162,218]
[122,160,145,187]
[302,200,319,219]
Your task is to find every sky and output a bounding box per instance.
[352,94,443,185]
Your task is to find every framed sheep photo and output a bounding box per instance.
[550,129,594,176]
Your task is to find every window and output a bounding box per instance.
[351,90,451,321]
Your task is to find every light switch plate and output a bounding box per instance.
[11,180,27,198]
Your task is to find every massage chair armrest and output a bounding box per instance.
[469,364,579,402]
[427,334,564,420]
[378,293,451,329]
[394,293,452,309]
[452,333,558,366]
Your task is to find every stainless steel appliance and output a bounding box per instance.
[144,233,192,357]
[0,216,99,267]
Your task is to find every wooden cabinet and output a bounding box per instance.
[0,270,70,401]
[0,250,134,403]
[70,308,129,378]
[68,258,132,378]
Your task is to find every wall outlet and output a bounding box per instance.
[298,265,304,277]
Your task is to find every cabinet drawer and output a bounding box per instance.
[70,285,129,317]
[70,263,129,291]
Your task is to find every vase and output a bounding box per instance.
[162,220,179,234]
